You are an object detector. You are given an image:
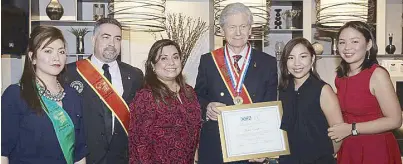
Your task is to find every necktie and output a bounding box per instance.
[102,64,113,139]
[232,55,242,73]
[102,64,112,83]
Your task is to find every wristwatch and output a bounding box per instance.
[352,122,359,136]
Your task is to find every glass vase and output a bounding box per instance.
[76,36,85,54]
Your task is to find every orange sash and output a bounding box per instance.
[211,48,253,104]
[76,59,129,135]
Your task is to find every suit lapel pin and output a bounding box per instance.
[254,62,257,68]
[70,81,84,93]
[220,92,224,96]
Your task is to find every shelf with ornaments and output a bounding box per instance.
[30,0,77,23]
[29,0,109,25]
[266,0,303,58]
[29,0,109,61]
[270,1,303,31]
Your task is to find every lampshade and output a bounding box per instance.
[214,0,269,38]
[316,0,370,30]
[108,0,166,32]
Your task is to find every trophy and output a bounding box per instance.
[281,9,301,29]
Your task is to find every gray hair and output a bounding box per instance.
[219,3,253,28]
[93,18,122,35]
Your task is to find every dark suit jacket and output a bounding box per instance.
[62,59,143,164]
[195,48,278,164]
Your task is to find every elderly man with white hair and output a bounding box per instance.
[195,2,278,164]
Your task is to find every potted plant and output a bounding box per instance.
[68,27,91,54]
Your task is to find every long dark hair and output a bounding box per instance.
[336,21,378,77]
[20,26,66,114]
[279,37,320,90]
[144,39,193,103]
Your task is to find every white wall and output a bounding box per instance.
[316,57,341,90]
[126,0,212,87]
[1,57,24,94]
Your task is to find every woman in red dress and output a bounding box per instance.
[328,21,402,164]
[128,39,201,164]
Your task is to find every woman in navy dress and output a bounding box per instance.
[1,26,87,164]
[278,38,344,164]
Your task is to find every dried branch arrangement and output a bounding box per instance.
[153,13,209,67]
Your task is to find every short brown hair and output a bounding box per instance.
[93,18,122,35]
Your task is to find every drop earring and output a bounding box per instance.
[367,51,370,60]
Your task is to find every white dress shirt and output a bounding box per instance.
[227,45,249,68]
[91,56,123,133]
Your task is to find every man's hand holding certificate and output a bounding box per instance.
[217,101,290,163]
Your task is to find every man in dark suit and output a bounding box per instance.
[63,18,143,164]
[195,3,278,164]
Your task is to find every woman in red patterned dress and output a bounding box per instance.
[128,39,201,164]
[328,21,402,164]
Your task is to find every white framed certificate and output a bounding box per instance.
[217,101,290,163]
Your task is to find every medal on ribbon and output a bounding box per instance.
[224,43,251,105]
